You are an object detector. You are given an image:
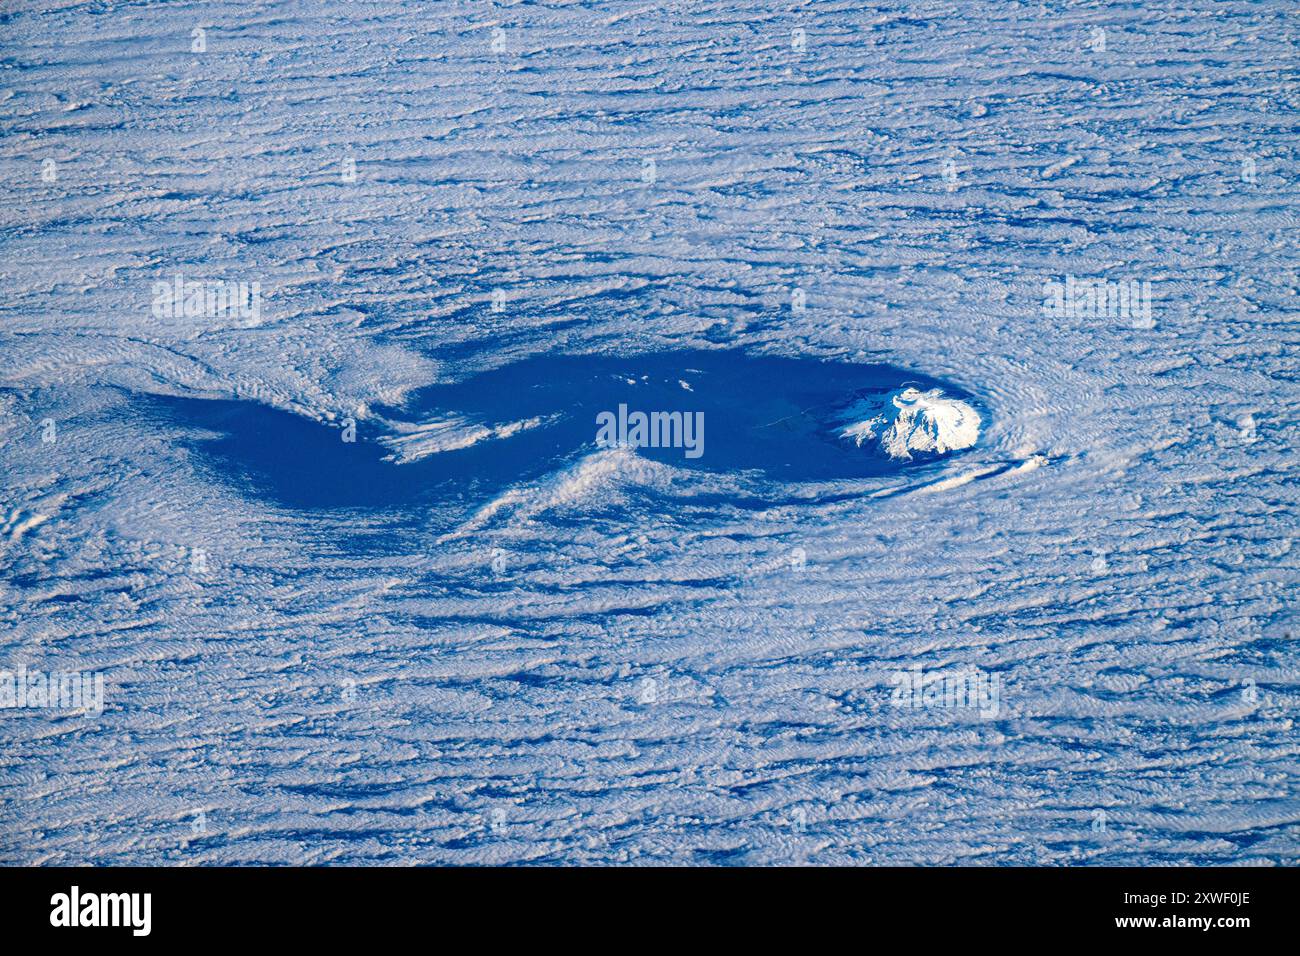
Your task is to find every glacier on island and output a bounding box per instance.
[839,387,981,460]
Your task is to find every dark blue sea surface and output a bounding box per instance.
[150,351,975,510]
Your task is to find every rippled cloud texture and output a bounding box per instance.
[1,1,1297,865]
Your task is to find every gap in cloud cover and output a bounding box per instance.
[141,350,983,512]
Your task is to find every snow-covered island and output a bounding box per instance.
[838,387,981,460]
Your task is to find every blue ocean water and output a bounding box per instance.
[151,351,971,511]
